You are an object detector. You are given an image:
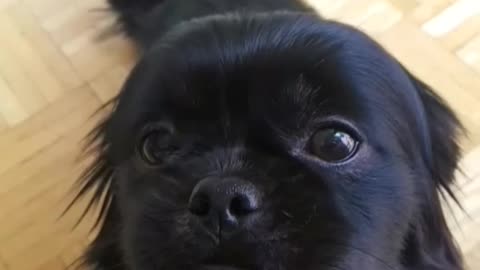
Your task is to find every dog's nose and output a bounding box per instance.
[188,177,262,237]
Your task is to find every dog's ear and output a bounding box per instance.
[413,77,463,190]
[404,72,464,269]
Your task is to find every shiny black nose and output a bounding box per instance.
[188,177,262,237]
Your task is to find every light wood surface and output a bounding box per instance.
[0,0,479,269]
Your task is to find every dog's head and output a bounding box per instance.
[74,12,464,270]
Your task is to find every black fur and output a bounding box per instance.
[70,0,464,269]
[106,0,315,49]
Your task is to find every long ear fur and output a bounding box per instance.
[64,100,124,270]
[404,72,465,270]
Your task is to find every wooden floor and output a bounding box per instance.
[0,0,479,269]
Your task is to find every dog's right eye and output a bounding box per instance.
[138,124,176,165]
[310,127,359,162]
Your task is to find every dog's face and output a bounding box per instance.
[77,13,463,270]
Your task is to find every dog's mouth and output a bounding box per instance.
[200,251,253,270]
[201,265,248,270]
[201,259,251,270]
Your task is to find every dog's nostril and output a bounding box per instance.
[189,193,210,216]
[188,176,262,236]
[229,195,256,217]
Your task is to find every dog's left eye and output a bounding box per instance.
[138,125,177,165]
[311,128,359,162]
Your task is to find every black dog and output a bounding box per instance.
[70,0,465,269]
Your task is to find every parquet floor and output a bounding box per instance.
[0,0,479,269]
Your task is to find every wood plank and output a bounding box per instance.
[89,64,130,103]
[0,114,8,131]
[67,34,136,81]
[0,113,101,236]
[0,75,28,125]
[465,242,480,270]
[7,2,83,91]
[421,0,480,38]
[0,86,100,175]
[0,86,94,144]
[304,0,350,17]
[388,0,419,13]
[0,0,15,10]
[24,0,74,20]
[35,258,65,270]
[457,33,480,73]
[356,1,403,35]
[60,241,88,268]
[377,20,480,148]
[0,18,47,119]
[42,0,106,46]
[0,10,64,102]
[440,15,480,50]
[0,117,86,195]
[4,232,81,270]
[408,0,456,24]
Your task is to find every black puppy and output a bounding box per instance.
[70,0,465,269]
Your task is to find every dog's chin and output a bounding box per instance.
[201,265,248,270]
[201,255,263,270]
[196,241,258,270]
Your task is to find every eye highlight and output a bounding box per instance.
[137,124,176,165]
[310,127,359,162]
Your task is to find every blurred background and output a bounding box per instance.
[0,0,479,269]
